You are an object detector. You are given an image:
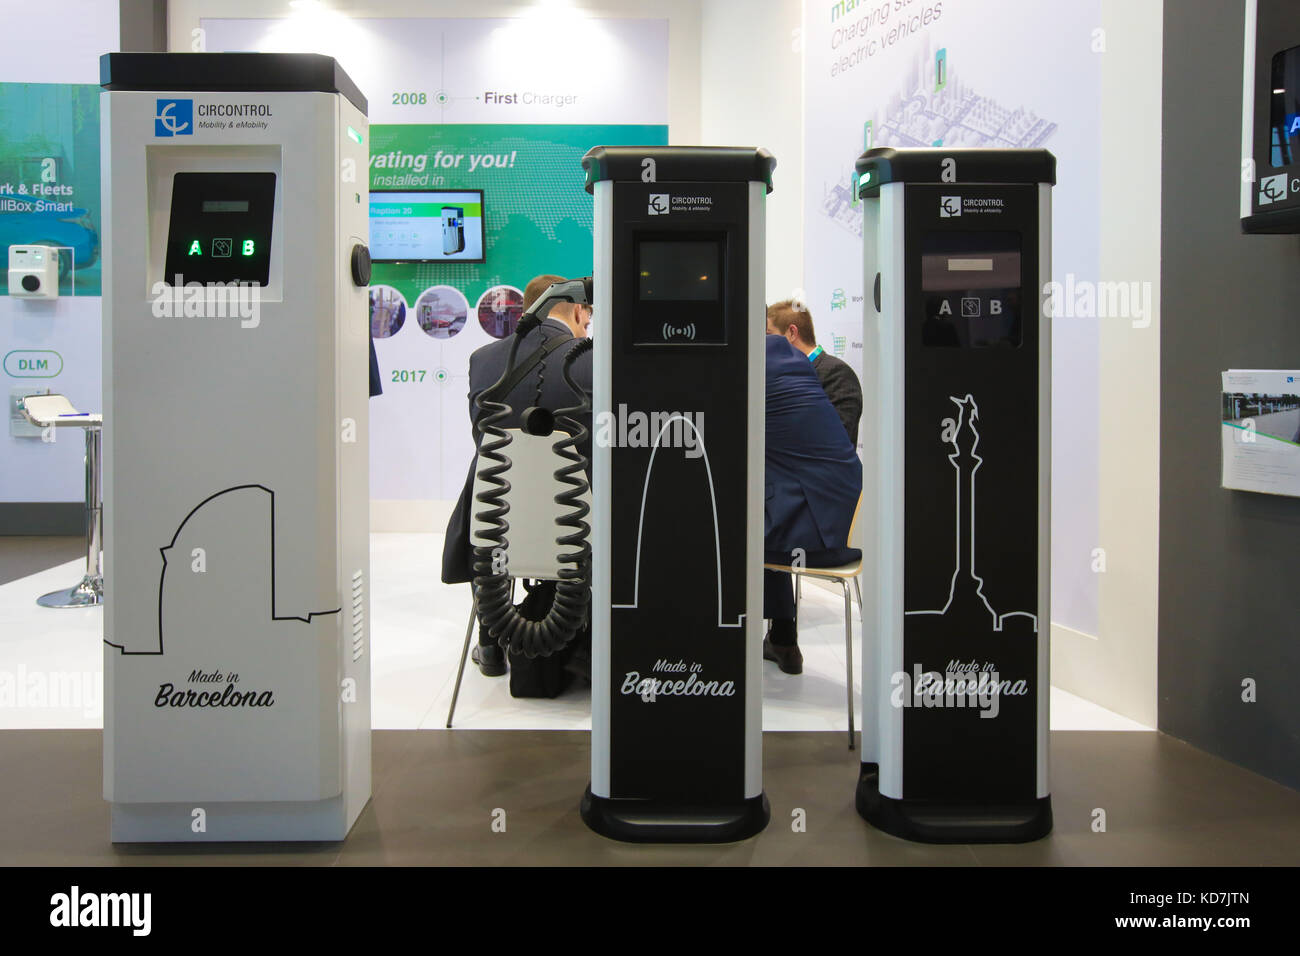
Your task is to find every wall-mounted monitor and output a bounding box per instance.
[1241,0,1300,233]
[369,189,485,263]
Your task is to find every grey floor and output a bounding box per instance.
[0,535,83,586]
[3,537,1298,865]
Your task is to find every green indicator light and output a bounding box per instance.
[188,240,202,256]
[347,126,364,145]
[242,239,255,256]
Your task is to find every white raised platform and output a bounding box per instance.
[0,532,1150,733]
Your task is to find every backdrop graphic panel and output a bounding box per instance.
[205,17,670,503]
[0,82,104,504]
[366,123,667,502]
[802,0,1102,635]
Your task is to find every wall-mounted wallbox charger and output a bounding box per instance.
[1241,0,1300,234]
[7,246,60,298]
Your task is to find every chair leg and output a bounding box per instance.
[842,580,855,750]
[852,575,863,609]
[445,594,478,728]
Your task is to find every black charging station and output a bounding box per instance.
[579,146,773,843]
[855,147,1055,843]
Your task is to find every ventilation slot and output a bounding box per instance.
[350,568,365,662]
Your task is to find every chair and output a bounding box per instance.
[18,393,104,608]
[763,493,863,749]
[445,428,592,727]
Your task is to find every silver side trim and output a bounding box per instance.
[590,180,614,797]
[744,179,765,799]
[1037,181,1053,799]
[1241,0,1258,221]
[858,193,880,763]
[876,182,906,798]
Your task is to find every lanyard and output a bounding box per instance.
[808,345,824,362]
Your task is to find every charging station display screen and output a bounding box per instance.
[638,241,721,301]
[1271,44,1300,168]
[164,172,276,286]
[920,232,1022,348]
[632,236,726,346]
[368,190,485,263]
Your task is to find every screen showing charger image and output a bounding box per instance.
[632,235,726,346]
[164,172,276,286]
[369,190,485,263]
[920,231,1022,348]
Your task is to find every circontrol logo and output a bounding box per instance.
[940,195,962,217]
[155,99,193,137]
[648,193,670,215]
[1258,173,1288,206]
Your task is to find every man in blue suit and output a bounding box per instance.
[764,333,862,674]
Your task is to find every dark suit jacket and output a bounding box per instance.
[812,349,862,446]
[441,318,594,584]
[765,335,862,566]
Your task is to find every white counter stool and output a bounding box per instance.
[763,493,864,750]
[19,393,103,608]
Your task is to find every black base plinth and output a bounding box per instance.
[581,785,770,844]
[855,763,1052,844]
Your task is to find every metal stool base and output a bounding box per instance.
[37,574,103,608]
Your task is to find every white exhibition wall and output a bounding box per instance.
[167,0,707,137]
[699,0,805,306]
[1066,0,1162,727]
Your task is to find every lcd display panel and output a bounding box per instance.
[920,232,1022,348]
[631,236,727,346]
[164,172,276,286]
[638,240,721,301]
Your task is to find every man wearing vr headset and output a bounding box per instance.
[441,274,594,678]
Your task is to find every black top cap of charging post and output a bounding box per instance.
[100,52,367,115]
[855,147,1055,198]
[582,146,776,194]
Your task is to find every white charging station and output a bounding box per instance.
[100,53,372,842]
[8,246,60,298]
[856,147,1054,843]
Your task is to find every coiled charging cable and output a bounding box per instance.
[471,309,593,659]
